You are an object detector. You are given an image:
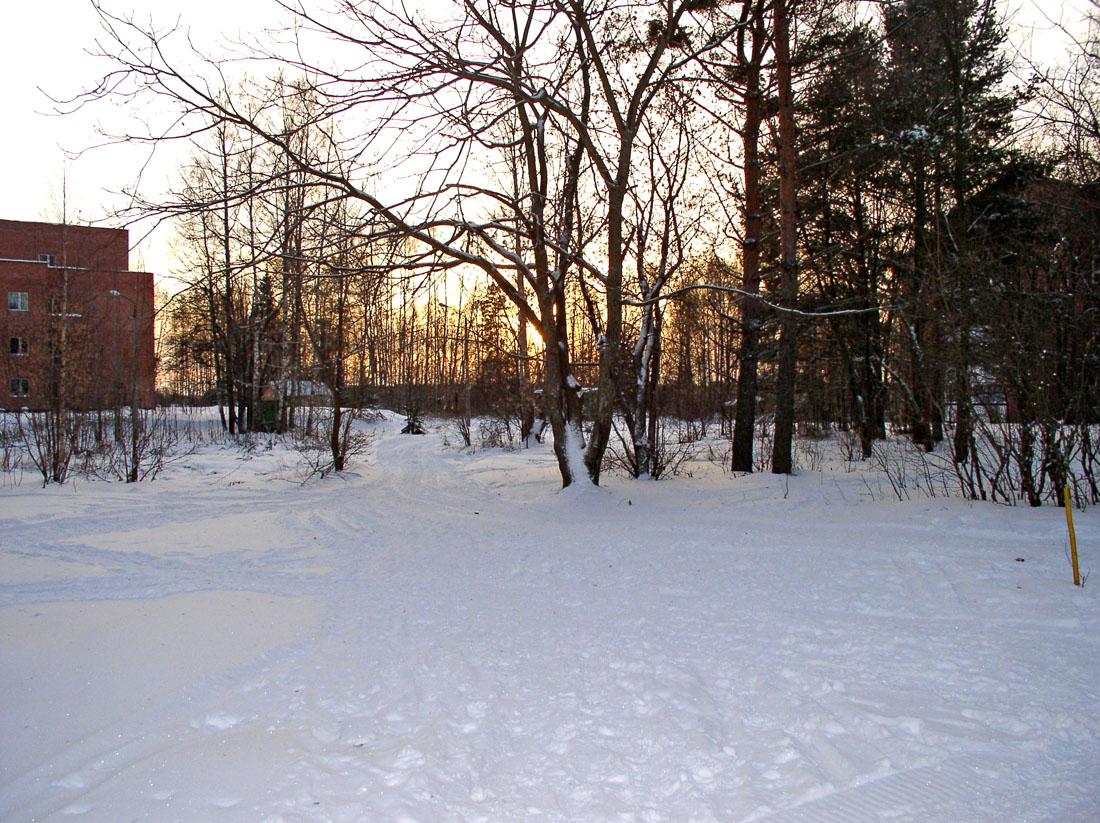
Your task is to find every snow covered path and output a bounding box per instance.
[2,416,1099,822]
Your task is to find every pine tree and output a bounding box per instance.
[882,0,1020,461]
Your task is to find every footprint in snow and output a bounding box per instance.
[59,803,94,815]
[52,772,89,790]
[311,725,341,744]
[193,712,243,730]
[392,746,426,770]
[693,766,716,782]
[466,701,489,719]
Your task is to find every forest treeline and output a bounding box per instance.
[86,0,1098,501]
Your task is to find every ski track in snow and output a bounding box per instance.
[1,412,1099,822]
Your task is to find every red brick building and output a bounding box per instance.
[1,219,155,410]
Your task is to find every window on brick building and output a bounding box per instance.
[8,292,28,311]
[9,337,28,355]
[38,254,56,267]
[9,378,29,397]
[50,297,61,315]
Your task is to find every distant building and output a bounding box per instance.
[0,219,155,411]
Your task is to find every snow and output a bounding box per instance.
[2,411,1099,822]
[561,421,592,491]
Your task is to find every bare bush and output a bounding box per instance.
[451,415,473,449]
[959,417,1098,507]
[794,437,825,472]
[292,408,377,479]
[478,418,516,451]
[96,409,190,482]
[704,438,732,474]
[838,428,863,472]
[870,438,957,502]
[0,419,26,484]
[754,416,774,473]
[606,416,696,480]
[16,410,86,486]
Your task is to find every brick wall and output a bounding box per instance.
[1,220,156,410]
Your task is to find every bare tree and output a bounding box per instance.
[619,97,699,477]
[82,0,735,487]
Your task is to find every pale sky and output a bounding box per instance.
[0,0,1091,281]
[1,0,279,280]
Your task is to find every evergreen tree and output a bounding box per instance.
[882,0,1020,460]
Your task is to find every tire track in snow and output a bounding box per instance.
[752,755,1010,823]
[221,430,749,822]
[0,609,325,822]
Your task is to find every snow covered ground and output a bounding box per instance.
[1,411,1098,822]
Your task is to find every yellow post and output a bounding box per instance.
[1064,487,1081,587]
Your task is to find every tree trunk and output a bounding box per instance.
[585,182,628,485]
[771,0,800,475]
[731,27,765,473]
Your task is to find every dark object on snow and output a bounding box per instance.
[402,415,425,435]
[1016,557,1026,562]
